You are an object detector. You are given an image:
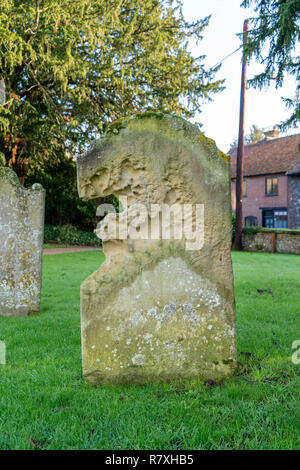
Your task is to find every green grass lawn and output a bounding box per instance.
[0,251,299,450]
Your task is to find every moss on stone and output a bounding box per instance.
[0,167,45,193]
[102,112,229,164]
[197,132,230,163]
[0,166,21,186]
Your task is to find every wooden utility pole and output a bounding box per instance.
[233,19,249,251]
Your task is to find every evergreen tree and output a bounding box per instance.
[241,0,300,129]
[245,124,265,143]
[0,0,223,182]
[230,124,265,148]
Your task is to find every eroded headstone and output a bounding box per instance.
[77,113,236,384]
[0,167,45,316]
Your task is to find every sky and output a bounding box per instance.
[181,0,299,152]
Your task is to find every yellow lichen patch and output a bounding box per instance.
[198,131,230,162]
[18,274,31,285]
[218,152,230,162]
[198,132,216,149]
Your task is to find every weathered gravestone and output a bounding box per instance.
[77,113,236,384]
[0,80,5,105]
[0,167,45,316]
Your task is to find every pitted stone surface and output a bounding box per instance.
[0,167,45,316]
[77,113,236,384]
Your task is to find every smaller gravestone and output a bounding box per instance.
[0,167,45,316]
[0,81,5,105]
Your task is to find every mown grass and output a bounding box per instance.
[0,251,299,450]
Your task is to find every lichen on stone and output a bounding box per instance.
[77,112,236,385]
[0,167,45,316]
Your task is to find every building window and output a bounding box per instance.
[243,179,247,197]
[265,176,278,196]
[262,209,288,228]
[245,216,258,227]
[274,210,288,228]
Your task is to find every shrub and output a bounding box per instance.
[242,226,262,235]
[242,226,300,235]
[0,152,5,167]
[44,224,100,246]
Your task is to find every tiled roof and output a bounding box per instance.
[286,155,300,175]
[230,133,300,178]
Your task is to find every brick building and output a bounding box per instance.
[230,131,300,229]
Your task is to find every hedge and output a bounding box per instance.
[242,226,300,235]
[44,224,101,246]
